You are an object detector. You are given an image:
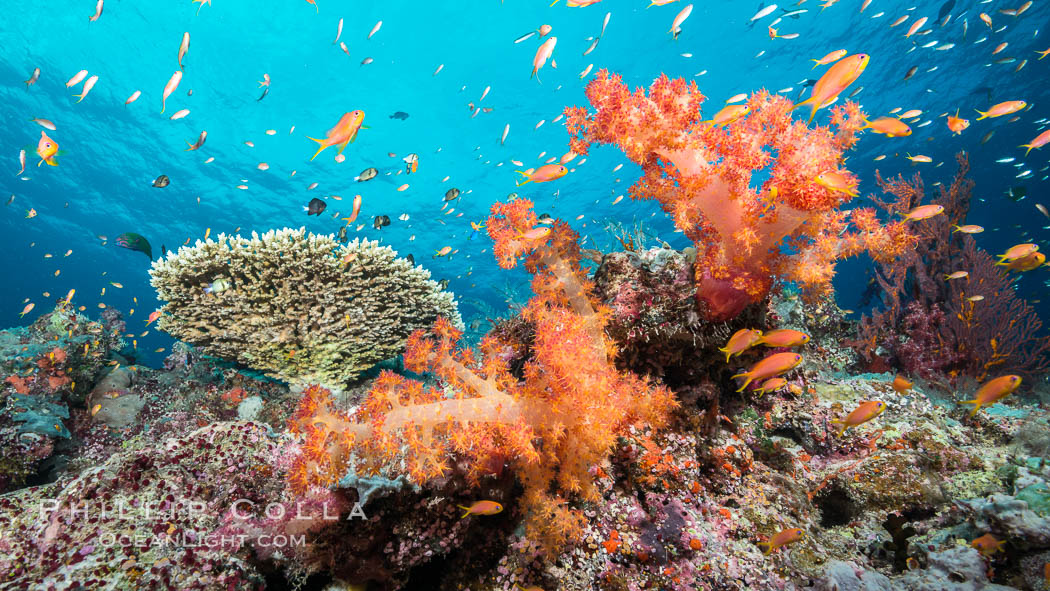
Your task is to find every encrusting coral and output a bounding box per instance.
[565,70,915,320]
[286,199,678,552]
[149,228,461,386]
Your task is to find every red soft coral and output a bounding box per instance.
[287,199,678,553]
[566,70,911,319]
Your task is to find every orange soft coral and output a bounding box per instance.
[566,70,911,319]
[287,199,677,553]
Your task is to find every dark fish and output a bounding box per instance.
[438,279,449,289]
[338,226,347,242]
[160,244,166,257]
[538,213,553,223]
[304,197,327,216]
[389,111,410,120]
[903,66,917,81]
[187,89,194,96]
[406,253,415,266]
[361,57,374,65]
[5,195,12,206]
[186,130,207,151]
[152,175,170,188]
[115,232,153,260]
[444,188,461,201]
[848,86,863,98]
[937,0,955,22]
[257,87,269,102]
[355,167,378,182]
[373,215,390,229]
[981,130,995,144]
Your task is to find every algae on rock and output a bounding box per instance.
[149,228,461,386]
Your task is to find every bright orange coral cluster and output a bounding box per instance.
[287,199,678,552]
[565,70,914,319]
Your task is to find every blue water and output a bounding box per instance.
[2,0,1048,365]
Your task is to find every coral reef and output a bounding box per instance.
[856,153,1050,381]
[565,70,914,320]
[149,228,461,386]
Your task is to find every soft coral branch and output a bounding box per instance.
[288,199,677,552]
[566,69,911,319]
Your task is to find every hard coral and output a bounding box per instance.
[566,70,913,320]
[149,228,461,387]
[288,199,678,553]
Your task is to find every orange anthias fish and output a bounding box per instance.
[997,243,1039,263]
[975,100,1026,120]
[757,528,805,555]
[812,49,847,68]
[1021,129,1050,156]
[961,375,1022,416]
[814,171,858,197]
[754,377,787,396]
[732,352,803,392]
[531,37,557,80]
[831,400,886,436]
[794,53,869,123]
[891,375,913,393]
[971,533,1005,557]
[146,310,163,326]
[719,328,763,362]
[902,204,944,221]
[515,164,568,186]
[863,117,912,137]
[704,105,750,126]
[307,110,365,161]
[458,500,503,518]
[1002,251,1045,272]
[192,0,211,16]
[757,329,810,348]
[36,131,59,166]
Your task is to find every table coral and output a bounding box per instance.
[149,228,461,387]
[565,70,915,320]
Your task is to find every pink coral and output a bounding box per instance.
[565,70,913,319]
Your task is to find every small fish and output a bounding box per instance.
[373,215,390,229]
[445,188,461,202]
[906,154,932,163]
[458,500,503,518]
[750,4,778,23]
[19,302,35,317]
[389,111,410,120]
[719,328,763,362]
[169,109,190,120]
[17,150,26,175]
[152,175,170,188]
[812,49,847,68]
[178,32,191,69]
[946,110,970,135]
[1021,129,1050,156]
[902,204,944,221]
[66,70,88,88]
[304,197,327,216]
[115,232,153,260]
[757,528,804,555]
[368,20,382,39]
[756,329,810,348]
[25,208,36,218]
[161,70,183,114]
[976,100,1026,120]
[186,130,208,151]
[531,37,557,80]
[146,310,162,326]
[863,117,912,137]
[125,90,141,106]
[355,167,378,182]
[997,243,1039,263]
[333,18,343,44]
[307,110,365,161]
[891,375,913,393]
[794,54,869,123]
[74,75,98,103]
[515,164,568,186]
[25,68,40,88]
[952,224,983,234]
[814,170,857,197]
[203,277,231,295]
[36,131,59,167]
[501,123,510,146]
[732,352,803,392]
[832,401,886,436]
[971,533,1005,557]
[961,375,1022,416]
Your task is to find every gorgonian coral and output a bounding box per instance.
[287,199,677,552]
[565,70,914,319]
